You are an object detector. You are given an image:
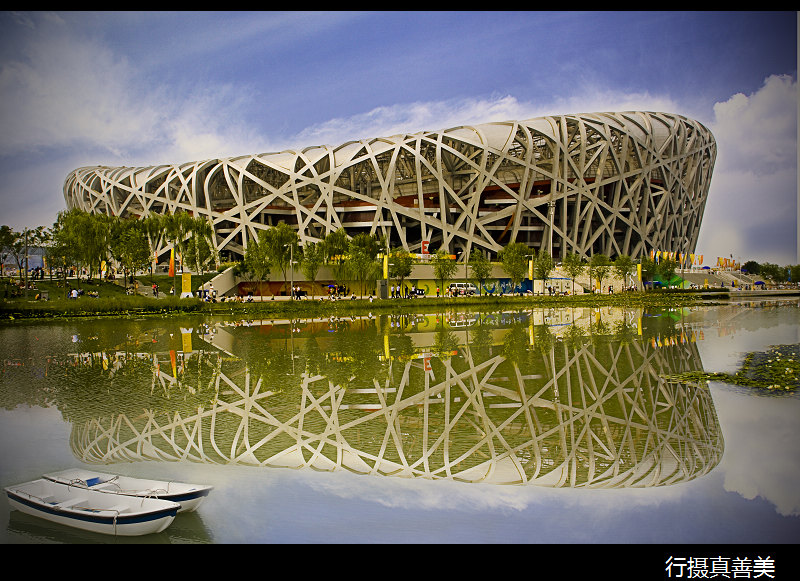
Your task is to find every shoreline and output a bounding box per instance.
[2,288,798,322]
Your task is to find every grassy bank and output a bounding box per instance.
[1,276,731,321]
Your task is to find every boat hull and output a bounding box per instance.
[5,479,180,536]
[42,469,213,512]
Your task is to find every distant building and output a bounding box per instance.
[64,111,716,263]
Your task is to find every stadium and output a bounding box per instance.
[63,111,716,264]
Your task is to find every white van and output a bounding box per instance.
[448,282,478,296]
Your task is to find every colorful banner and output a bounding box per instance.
[169,248,175,277]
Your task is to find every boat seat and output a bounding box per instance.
[105,504,129,514]
[92,483,118,491]
[55,498,88,509]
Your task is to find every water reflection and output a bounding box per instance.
[31,306,722,489]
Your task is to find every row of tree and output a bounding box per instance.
[1,209,219,294]
[742,260,800,284]
[5,210,799,297]
[237,229,642,297]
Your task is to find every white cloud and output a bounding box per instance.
[290,91,684,148]
[697,74,798,265]
[709,385,800,517]
[0,13,272,167]
[0,13,157,157]
[711,74,797,175]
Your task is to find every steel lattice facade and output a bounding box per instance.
[63,111,716,262]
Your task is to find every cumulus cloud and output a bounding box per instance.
[697,74,798,265]
[0,12,271,167]
[711,74,797,175]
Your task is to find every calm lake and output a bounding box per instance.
[1,298,799,546]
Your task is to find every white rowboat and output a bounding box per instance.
[5,478,180,536]
[42,469,213,513]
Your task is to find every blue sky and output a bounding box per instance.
[0,11,796,265]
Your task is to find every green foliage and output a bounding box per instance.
[589,254,613,290]
[260,222,299,293]
[468,248,492,295]
[640,256,679,285]
[561,253,585,294]
[431,248,458,290]
[323,228,350,284]
[533,249,554,281]
[243,230,272,296]
[323,228,349,264]
[161,212,217,275]
[109,219,150,284]
[759,262,788,283]
[346,233,381,297]
[613,255,635,287]
[389,248,415,286]
[54,209,112,280]
[300,242,325,294]
[742,260,760,275]
[182,216,217,275]
[672,345,799,392]
[499,242,531,290]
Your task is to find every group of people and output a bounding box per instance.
[68,287,98,299]
[391,284,417,298]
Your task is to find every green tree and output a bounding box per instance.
[468,248,492,295]
[300,241,325,297]
[389,248,415,291]
[141,214,165,279]
[432,248,457,295]
[261,222,299,295]
[109,218,150,289]
[323,228,350,286]
[182,217,217,275]
[4,228,25,283]
[347,233,381,297]
[561,252,585,295]
[759,262,786,284]
[533,249,554,291]
[499,242,531,294]
[162,211,194,292]
[658,257,679,286]
[5,226,50,286]
[589,253,613,292]
[51,210,83,293]
[613,254,635,290]
[244,229,273,297]
[55,209,112,281]
[0,225,14,279]
[790,265,800,284]
[742,260,760,275]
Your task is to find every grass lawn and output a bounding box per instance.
[0,272,218,319]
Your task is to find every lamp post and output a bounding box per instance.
[285,243,294,299]
[548,199,556,259]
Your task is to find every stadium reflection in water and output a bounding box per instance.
[57,306,722,489]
